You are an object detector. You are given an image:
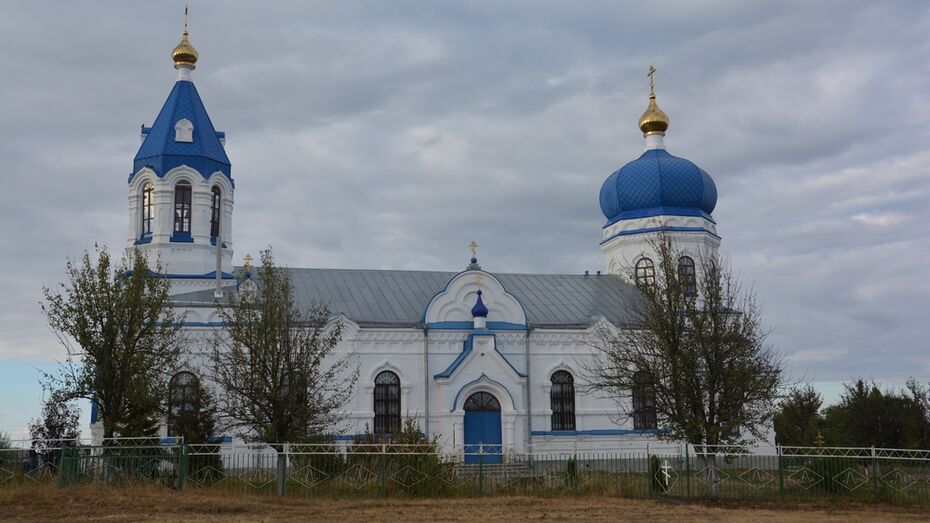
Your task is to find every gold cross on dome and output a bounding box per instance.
[243,253,253,269]
[469,240,479,258]
[647,65,656,95]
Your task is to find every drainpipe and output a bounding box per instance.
[423,326,430,437]
[525,325,533,453]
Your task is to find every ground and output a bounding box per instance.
[2,486,928,522]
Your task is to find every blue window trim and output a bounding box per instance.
[427,321,526,331]
[600,225,721,245]
[123,269,236,280]
[531,429,658,437]
[134,233,153,245]
[167,270,236,280]
[170,231,194,243]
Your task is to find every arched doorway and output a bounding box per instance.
[463,391,502,464]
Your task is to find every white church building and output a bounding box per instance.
[102,23,724,456]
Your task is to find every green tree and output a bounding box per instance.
[586,234,782,494]
[821,378,930,448]
[42,245,185,439]
[167,378,218,445]
[210,248,357,443]
[773,384,823,446]
[28,391,81,471]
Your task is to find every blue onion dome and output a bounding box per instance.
[471,290,489,318]
[599,148,717,222]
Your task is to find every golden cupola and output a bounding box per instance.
[171,14,198,69]
[638,66,669,135]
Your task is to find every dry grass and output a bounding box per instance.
[1,484,928,522]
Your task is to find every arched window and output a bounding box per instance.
[168,371,198,436]
[678,256,696,296]
[632,371,657,430]
[464,392,500,411]
[550,370,576,431]
[173,182,192,234]
[210,186,221,240]
[374,371,400,435]
[141,183,154,235]
[635,258,656,288]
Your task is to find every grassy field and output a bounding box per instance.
[2,484,929,522]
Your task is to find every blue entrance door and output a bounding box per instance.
[463,392,502,464]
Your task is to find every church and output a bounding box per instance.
[102,20,722,456]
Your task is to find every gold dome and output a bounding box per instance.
[638,65,669,135]
[639,94,669,135]
[172,29,198,69]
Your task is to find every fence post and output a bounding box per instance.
[871,446,879,501]
[380,443,387,498]
[56,446,73,489]
[573,452,580,494]
[276,444,287,497]
[478,443,484,495]
[777,445,784,498]
[684,443,691,498]
[175,442,187,491]
[646,444,652,498]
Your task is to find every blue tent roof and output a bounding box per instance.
[131,80,231,181]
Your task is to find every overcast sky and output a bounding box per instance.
[1,1,928,438]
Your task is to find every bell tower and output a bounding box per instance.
[598,67,720,278]
[126,10,234,293]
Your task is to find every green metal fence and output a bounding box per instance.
[5,440,930,505]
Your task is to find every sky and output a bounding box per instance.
[1,1,929,440]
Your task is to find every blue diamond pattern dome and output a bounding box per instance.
[599,149,717,223]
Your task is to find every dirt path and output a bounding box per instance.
[2,485,928,522]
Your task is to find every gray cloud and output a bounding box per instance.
[2,0,928,386]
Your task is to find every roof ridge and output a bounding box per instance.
[235,266,626,277]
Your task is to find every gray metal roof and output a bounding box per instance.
[172,268,641,328]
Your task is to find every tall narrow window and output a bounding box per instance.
[632,371,657,430]
[174,182,192,234]
[550,370,576,431]
[141,183,154,235]
[374,371,400,435]
[678,256,696,296]
[635,258,656,288]
[168,371,198,436]
[210,186,221,240]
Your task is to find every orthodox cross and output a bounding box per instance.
[660,459,672,491]
[647,65,656,95]
[243,253,253,270]
[470,240,483,288]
